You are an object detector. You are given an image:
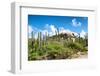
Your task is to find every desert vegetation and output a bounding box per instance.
[28,29,88,61]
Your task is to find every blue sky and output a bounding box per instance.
[28,15,88,38]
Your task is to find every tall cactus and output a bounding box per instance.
[57,27,60,41]
[42,34,45,47]
[78,33,80,43]
[45,32,48,45]
[47,33,49,42]
[31,31,34,39]
[40,32,42,49]
[38,32,40,49]
[37,32,42,50]
[31,31,34,49]
[55,30,57,40]
[85,33,88,46]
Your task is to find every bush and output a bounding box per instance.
[65,42,87,52]
[28,37,88,60]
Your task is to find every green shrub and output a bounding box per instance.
[28,37,88,60]
[66,42,84,51]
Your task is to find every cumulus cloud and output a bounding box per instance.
[28,25,33,34]
[28,24,82,39]
[80,30,86,38]
[28,25,33,38]
[72,18,81,27]
[44,24,57,36]
[42,29,49,38]
[50,25,57,33]
[50,25,57,35]
[59,27,71,34]
[28,25,41,38]
[28,24,58,38]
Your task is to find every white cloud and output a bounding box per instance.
[72,18,81,27]
[28,24,57,38]
[28,25,33,34]
[50,25,56,32]
[28,24,81,39]
[50,25,57,35]
[28,25,33,38]
[80,30,86,38]
[59,27,71,34]
[44,24,57,36]
[42,30,48,36]
[28,25,41,39]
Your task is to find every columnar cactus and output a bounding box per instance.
[55,30,57,40]
[85,33,88,46]
[31,31,34,39]
[78,33,80,43]
[31,31,34,49]
[37,32,43,50]
[45,32,48,45]
[42,35,45,47]
[57,27,60,41]
[40,32,42,49]
[38,32,40,48]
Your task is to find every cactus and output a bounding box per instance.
[78,33,80,43]
[42,35,45,47]
[48,33,49,39]
[55,30,57,40]
[31,31,34,39]
[40,32,42,49]
[38,32,40,49]
[31,31,34,49]
[85,33,88,46]
[45,32,48,45]
[37,32,42,50]
[57,27,60,41]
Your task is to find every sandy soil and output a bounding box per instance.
[78,54,88,58]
